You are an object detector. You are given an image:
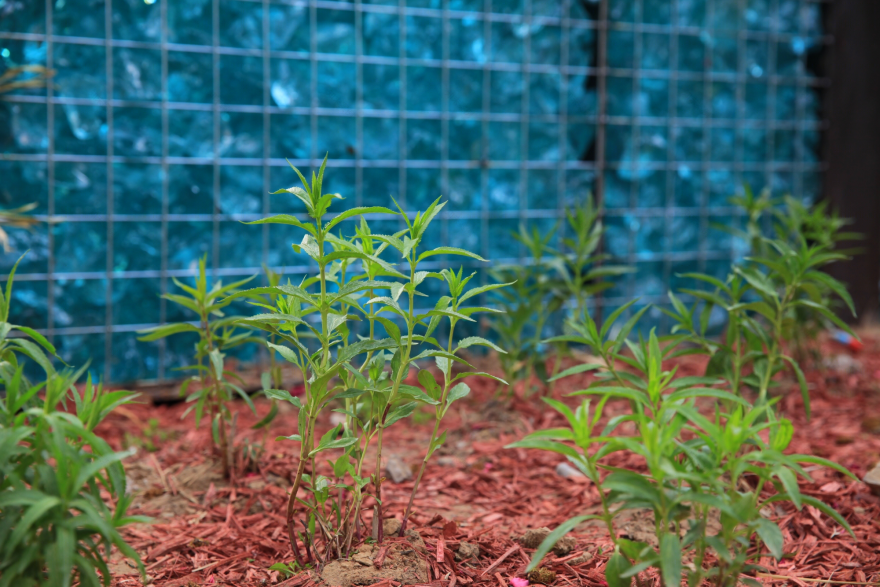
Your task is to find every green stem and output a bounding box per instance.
[399,317,457,533]
[372,254,417,542]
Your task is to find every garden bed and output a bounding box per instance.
[101,333,880,587]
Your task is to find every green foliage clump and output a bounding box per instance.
[489,196,631,395]
[508,193,858,586]
[510,309,855,587]
[223,158,507,565]
[665,190,858,415]
[0,256,145,587]
[137,257,263,478]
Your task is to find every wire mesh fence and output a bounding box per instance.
[0,0,829,382]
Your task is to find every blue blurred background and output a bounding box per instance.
[0,0,826,381]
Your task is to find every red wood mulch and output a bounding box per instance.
[100,333,880,587]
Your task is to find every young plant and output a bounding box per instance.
[488,223,559,394]
[543,197,633,384]
[0,253,57,380]
[137,256,259,478]
[226,157,506,565]
[665,195,858,416]
[510,307,856,587]
[398,266,508,533]
[0,364,146,587]
[488,197,631,396]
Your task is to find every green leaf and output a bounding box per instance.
[336,337,397,364]
[800,495,855,538]
[417,247,486,263]
[569,385,647,406]
[659,534,681,587]
[459,281,515,303]
[267,341,304,368]
[734,266,778,299]
[666,387,751,407]
[548,362,603,382]
[264,388,302,408]
[788,454,857,480]
[11,325,56,355]
[309,436,358,457]
[9,338,53,374]
[753,518,783,560]
[136,322,201,341]
[426,429,448,460]
[605,552,632,587]
[805,270,856,316]
[385,401,418,427]
[324,206,396,233]
[780,355,810,420]
[775,467,802,510]
[446,382,470,404]
[504,439,580,459]
[526,515,597,572]
[7,496,61,552]
[418,370,441,400]
[453,371,507,385]
[276,434,303,442]
[245,214,316,235]
[455,336,505,354]
[398,384,440,405]
[251,401,279,429]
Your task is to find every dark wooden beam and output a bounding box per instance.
[824,0,880,324]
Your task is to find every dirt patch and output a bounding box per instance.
[319,532,429,587]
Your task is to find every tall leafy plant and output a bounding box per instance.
[0,369,146,587]
[226,157,506,565]
[137,257,259,478]
[665,192,858,415]
[488,223,559,394]
[489,196,631,394]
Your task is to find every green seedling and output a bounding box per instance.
[489,196,631,395]
[0,362,147,587]
[0,253,57,381]
[489,223,559,395]
[665,191,858,415]
[137,256,260,479]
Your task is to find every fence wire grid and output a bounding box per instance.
[0,0,829,382]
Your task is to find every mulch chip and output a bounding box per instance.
[103,333,880,586]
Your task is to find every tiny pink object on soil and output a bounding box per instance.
[510,578,529,587]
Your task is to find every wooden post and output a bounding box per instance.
[824,0,880,324]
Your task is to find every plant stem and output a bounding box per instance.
[399,318,457,534]
[286,411,316,564]
[372,256,417,542]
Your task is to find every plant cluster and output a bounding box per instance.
[509,193,858,585]
[0,256,145,587]
[665,190,858,414]
[512,308,855,587]
[712,189,860,365]
[220,159,507,565]
[137,257,266,480]
[489,196,631,394]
